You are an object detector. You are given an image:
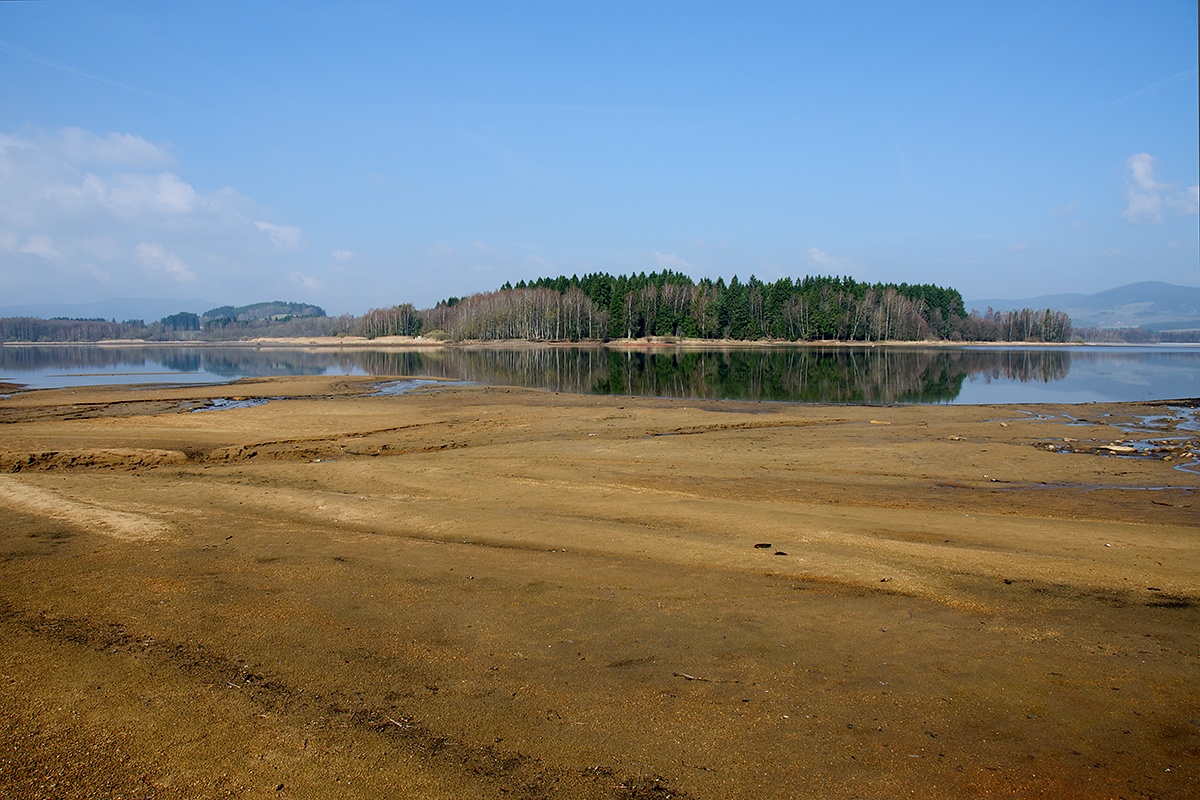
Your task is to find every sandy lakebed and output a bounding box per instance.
[0,375,1197,799]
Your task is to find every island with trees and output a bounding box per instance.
[1,272,1074,344]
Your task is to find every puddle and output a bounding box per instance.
[994,481,1196,494]
[1128,407,1200,434]
[373,379,459,396]
[184,379,462,409]
[1032,406,1200,474]
[191,397,276,413]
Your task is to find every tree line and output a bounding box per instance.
[1,272,1076,343]
[384,272,1072,343]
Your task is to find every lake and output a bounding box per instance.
[1,344,1197,405]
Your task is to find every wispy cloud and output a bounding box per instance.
[19,233,62,261]
[59,127,174,168]
[1110,67,1198,106]
[0,39,256,131]
[653,252,692,271]
[806,247,854,271]
[255,221,306,250]
[1122,152,1199,224]
[331,249,356,262]
[289,272,324,292]
[136,242,195,282]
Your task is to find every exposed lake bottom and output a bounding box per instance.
[0,376,1195,799]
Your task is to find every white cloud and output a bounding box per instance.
[62,171,200,218]
[58,127,174,167]
[1123,153,1199,224]
[256,221,305,250]
[653,251,692,271]
[80,262,112,282]
[1184,185,1200,215]
[331,249,356,262]
[19,233,62,261]
[289,271,324,292]
[136,242,195,282]
[806,247,853,271]
[1123,153,1164,223]
[0,126,306,303]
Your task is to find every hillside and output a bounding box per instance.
[969,281,1200,331]
[201,301,326,323]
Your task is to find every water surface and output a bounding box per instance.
[1,344,1196,405]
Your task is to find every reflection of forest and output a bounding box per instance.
[351,347,1072,403]
[0,347,350,378]
[587,349,1072,402]
[2,346,1074,403]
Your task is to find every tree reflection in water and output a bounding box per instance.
[351,347,1071,403]
[0,344,1082,403]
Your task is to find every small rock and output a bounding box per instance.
[754,543,772,549]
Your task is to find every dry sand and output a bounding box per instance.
[0,376,1196,799]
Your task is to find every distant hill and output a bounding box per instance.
[968,281,1200,331]
[201,301,326,323]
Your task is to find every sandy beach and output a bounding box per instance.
[1,376,1197,798]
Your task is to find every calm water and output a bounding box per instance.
[1,344,1197,405]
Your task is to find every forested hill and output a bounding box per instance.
[402,271,1072,343]
[201,301,326,324]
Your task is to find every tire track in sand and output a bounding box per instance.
[0,476,169,541]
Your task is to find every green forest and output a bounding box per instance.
[380,272,1073,343]
[1,273,1074,343]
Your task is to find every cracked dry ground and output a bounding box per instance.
[0,376,1197,799]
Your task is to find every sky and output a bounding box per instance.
[1,1,1197,317]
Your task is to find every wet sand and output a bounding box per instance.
[1,376,1197,799]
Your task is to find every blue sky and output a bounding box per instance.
[1,1,1197,316]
